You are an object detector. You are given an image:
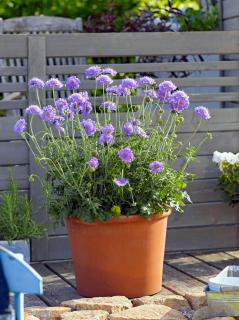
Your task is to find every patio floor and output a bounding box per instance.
[26,249,239,307]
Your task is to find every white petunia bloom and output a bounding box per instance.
[212,151,222,163]
[213,151,239,165]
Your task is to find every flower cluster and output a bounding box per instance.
[213,151,239,165]
[14,66,212,223]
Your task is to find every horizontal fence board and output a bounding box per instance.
[0,141,28,165]
[0,35,28,58]
[45,32,239,57]
[168,202,239,228]
[0,82,27,93]
[0,116,24,141]
[46,235,71,261]
[166,224,239,252]
[186,156,219,179]
[46,61,239,74]
[0,100,28,110]
[0,66,27,76]
[223,0,239,20]
[187,179,222,203]
[0,165,29,191]
[0,189,28,199]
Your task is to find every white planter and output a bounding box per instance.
[0,240,30,263]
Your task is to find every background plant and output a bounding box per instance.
[0,172,46,241]
[213,151,239,206]
[14,70,212,223]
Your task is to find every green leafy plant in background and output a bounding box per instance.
[0,172,46,241]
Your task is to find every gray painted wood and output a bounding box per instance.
[192,251,239,270]
[28,36,49,262]
[0,141,28,165]
[0,165,28,190]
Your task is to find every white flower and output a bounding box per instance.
[226,152,239,165]
[212,151,222,163]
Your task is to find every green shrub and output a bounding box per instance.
[0,172,46,241]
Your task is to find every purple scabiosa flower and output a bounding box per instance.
[45,78,63,89]
[65,76,80,90]
[28,77,44,89]
[14,119,27,135]
[194,106,211,120]
[102,101,116,112]
[81,101,93,116]
[106,85,118,96]
[149,161,164,173]
[102,124,115,135]
[81,119,97,137]
[138,76,156,87]
[55,99,69,115]
[25,105,42,116]
[135,126,148,139]
[144,89,158,100]
[131,118,141,126]
[85,65,102,78]
[113,178,129,187]
[118,147,135,164]
[68,93,87,105]
[41,105,57,124]
[122,122,134,136]
[102,67,117,77]
[157,81,177,102]
[98,133,114,145]
[55,121,65,135]
[87,157,99,171]
[96,75,113,86]
[121,78,138,90]
[168,90,189,113]
[116,85,131,96]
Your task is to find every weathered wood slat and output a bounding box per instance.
[33,264,80,306]
[0,189,28,199]
[0,165,29,190]
[192,251,239,270]
[46,61,239,74]
[166,224,239,252]
[165,254,219,284]
[0,99,27,110]
[223,0,239,20]
[163,264,205,295]
[0,141,28,165]
[45,32,239,57]
[46,261,76,287]
[0,35,28,58]
[169,202,239,228]
[0,66,27,76]
[0,82,27,93]
[46,235,71,260]
[225,251,239,259]
[187,179,222,203]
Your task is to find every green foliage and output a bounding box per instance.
[0,172,46,240]
[217,162,239,206]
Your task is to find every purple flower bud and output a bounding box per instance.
[55,99,69,115]
[149,161,164,173]
[45,78,63,89]
[118,147,135,164]
[96,75,113,86]
[138,76,155,87]
[106,85,118,96]
[144,89,158,100]
[13,119,27,135]
[65,76,81,90]
[68,93,87,105]
[41,105,57,123]
[131,118,141,126]
[113,178,129,187]
[194,106,211,120]
[98,133,114,145]
[25,105,42,116]
[81,119,97,137]
[87,157,99,171]
[55,121,65,135]
[116,85,131,96]
[168,91,189,113]
[157,81,177,102]
[102,101,116,112]
[85,66,102,78]
[135,126,149,139]
[102,124,114,135]
[121,78,138,90]
[102,67,117,77]
[28,77,44,89]
[122,122,134,136]
[81,101,93,116]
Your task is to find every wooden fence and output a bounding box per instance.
[0,32,239,261]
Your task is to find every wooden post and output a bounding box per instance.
[28,36,48,261]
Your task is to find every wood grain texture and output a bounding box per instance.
[192,251,239,270]
[0,165,29,190]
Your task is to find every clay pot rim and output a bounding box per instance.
[67,208,171,226]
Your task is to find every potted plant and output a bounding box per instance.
[213,151,239,206]
[0,172,45,262]
[13,67,212,297]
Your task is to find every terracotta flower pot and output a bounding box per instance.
[67,209,171,298]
